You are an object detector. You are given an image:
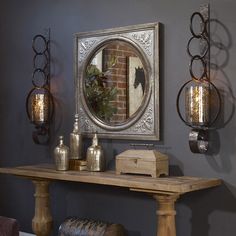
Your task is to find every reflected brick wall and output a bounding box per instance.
[103,42,137,124]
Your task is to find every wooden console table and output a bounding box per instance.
[0,164,221,236]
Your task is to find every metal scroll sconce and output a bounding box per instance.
[26,29,54,144]
[176,5,221,153]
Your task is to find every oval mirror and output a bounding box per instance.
[84,40,148,126]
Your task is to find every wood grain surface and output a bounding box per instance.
[0,164,221,194]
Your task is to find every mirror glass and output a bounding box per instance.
[84,40,146,125]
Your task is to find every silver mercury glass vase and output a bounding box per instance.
[54,136,69,171]
[86,133,105,172]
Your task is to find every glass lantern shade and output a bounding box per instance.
[185,82,210,127]
[26,87,51,126]
[31,93,49,124]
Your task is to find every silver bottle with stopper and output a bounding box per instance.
[54,136,69,171]
[70,114,82,159]
[86,132,105,171]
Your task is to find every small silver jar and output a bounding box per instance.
[54,136,69,171]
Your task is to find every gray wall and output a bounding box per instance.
[0,0,236,235]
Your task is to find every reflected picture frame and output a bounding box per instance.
[128,56,145,117]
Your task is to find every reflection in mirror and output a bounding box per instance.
[84,40,146,125]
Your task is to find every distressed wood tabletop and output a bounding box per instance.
[0,164,221,194]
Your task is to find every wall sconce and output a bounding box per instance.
[176,5,221,153]
[26,29,54,144]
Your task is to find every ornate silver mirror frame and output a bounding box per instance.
[74,22,160,140]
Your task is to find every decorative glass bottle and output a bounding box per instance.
[86,133,105,172]
[70,114,82,159]
[54,136,69,171]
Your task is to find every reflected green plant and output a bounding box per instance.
[85,63,118,122]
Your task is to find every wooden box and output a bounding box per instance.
[116,149,169,178]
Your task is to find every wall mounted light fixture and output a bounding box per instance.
[176,5,221,153]
[26,29,54,144]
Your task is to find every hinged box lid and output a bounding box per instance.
[116,149,168,162]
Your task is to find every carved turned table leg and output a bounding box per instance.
[32,180,53,236]
[153,193,180,236]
